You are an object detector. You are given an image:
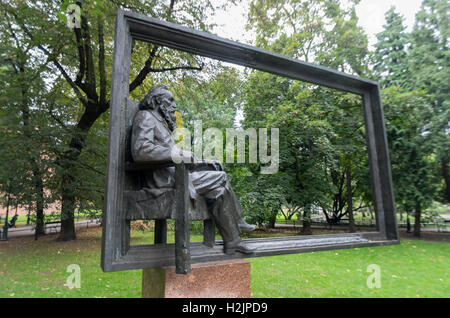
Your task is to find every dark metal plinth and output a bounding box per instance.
[109,233,396,272]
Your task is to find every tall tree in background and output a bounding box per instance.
[374,6,410,89]
[247,0,369,73]
[0,20,55,236]
[382,87,436,237]
[408,0,449,204]
[373,1,449,235]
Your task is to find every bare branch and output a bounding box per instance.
[282,7,296,34]
[4,12,21,50]
[352,205,368,212]
[74,27,87,92]
[129,45,159,93]
[130,57,205,86]
[48,102,72,133]
[80,15,98,102]
[169,0,175,11]
[144,64,204,73]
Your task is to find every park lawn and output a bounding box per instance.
[5,212,101,227]
[251,239,449,297]
[1,215,29,227]
[0,227,449,298]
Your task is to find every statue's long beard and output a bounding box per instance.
[159,106,176,132]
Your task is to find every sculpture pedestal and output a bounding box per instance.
[142,259,251,298]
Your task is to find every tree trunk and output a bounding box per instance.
[413,202,421,237]
[33,165,45,237]
[58,173,77,241]
[346,168,356,233]
[26,208,30,225]
[57,102,104,241]
[2,193,11,239]
[17,60,46,237]
[267,210,278,229]
[442,157,450,203]
[406,214,411,233]
[301,205,312,235]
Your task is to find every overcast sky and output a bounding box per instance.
[213,0,423,49]
[355,0,422,47]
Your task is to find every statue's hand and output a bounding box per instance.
[171,147,195,163]
[182,150,195,162]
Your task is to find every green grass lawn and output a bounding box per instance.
[1,215,30,227]
[251,241,449,297]
[0,227,448,298]
[1,210,103,227]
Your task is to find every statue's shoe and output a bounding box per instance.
[238,219,256,232]
[224,240,256,255]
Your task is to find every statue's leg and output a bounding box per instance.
[203,219,215,248]
[208,197,239,242]
[190,170,256,233]
[223,182,256,232]
[207,196,255,255]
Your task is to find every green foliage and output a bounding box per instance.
[409,0,450,204]
[174,67,242,130]
[239,176,287,227]
[241,0,372,225]
[374,7,410,88]
[247,0,369,74]
[0,14,58,231]
[382,87,436,214]
[0,0,232,238]
[374,0,449,207]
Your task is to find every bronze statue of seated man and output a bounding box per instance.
[129,84,256,255]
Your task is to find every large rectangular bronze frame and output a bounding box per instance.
[101,9,399,272]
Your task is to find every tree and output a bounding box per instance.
[265,86,335,233]
[374,6,410,89]
[372,1,448,232]
[408,0,450,204]
[319,92,368,231]
[0,18,56,236]
[247,0,369,73]
[1,0,226,240]
[382,87,436,237]
[173,66,242,131]
[243,0,371,233]
[239,175,287,229]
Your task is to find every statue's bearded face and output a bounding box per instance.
[157,90,177,132]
